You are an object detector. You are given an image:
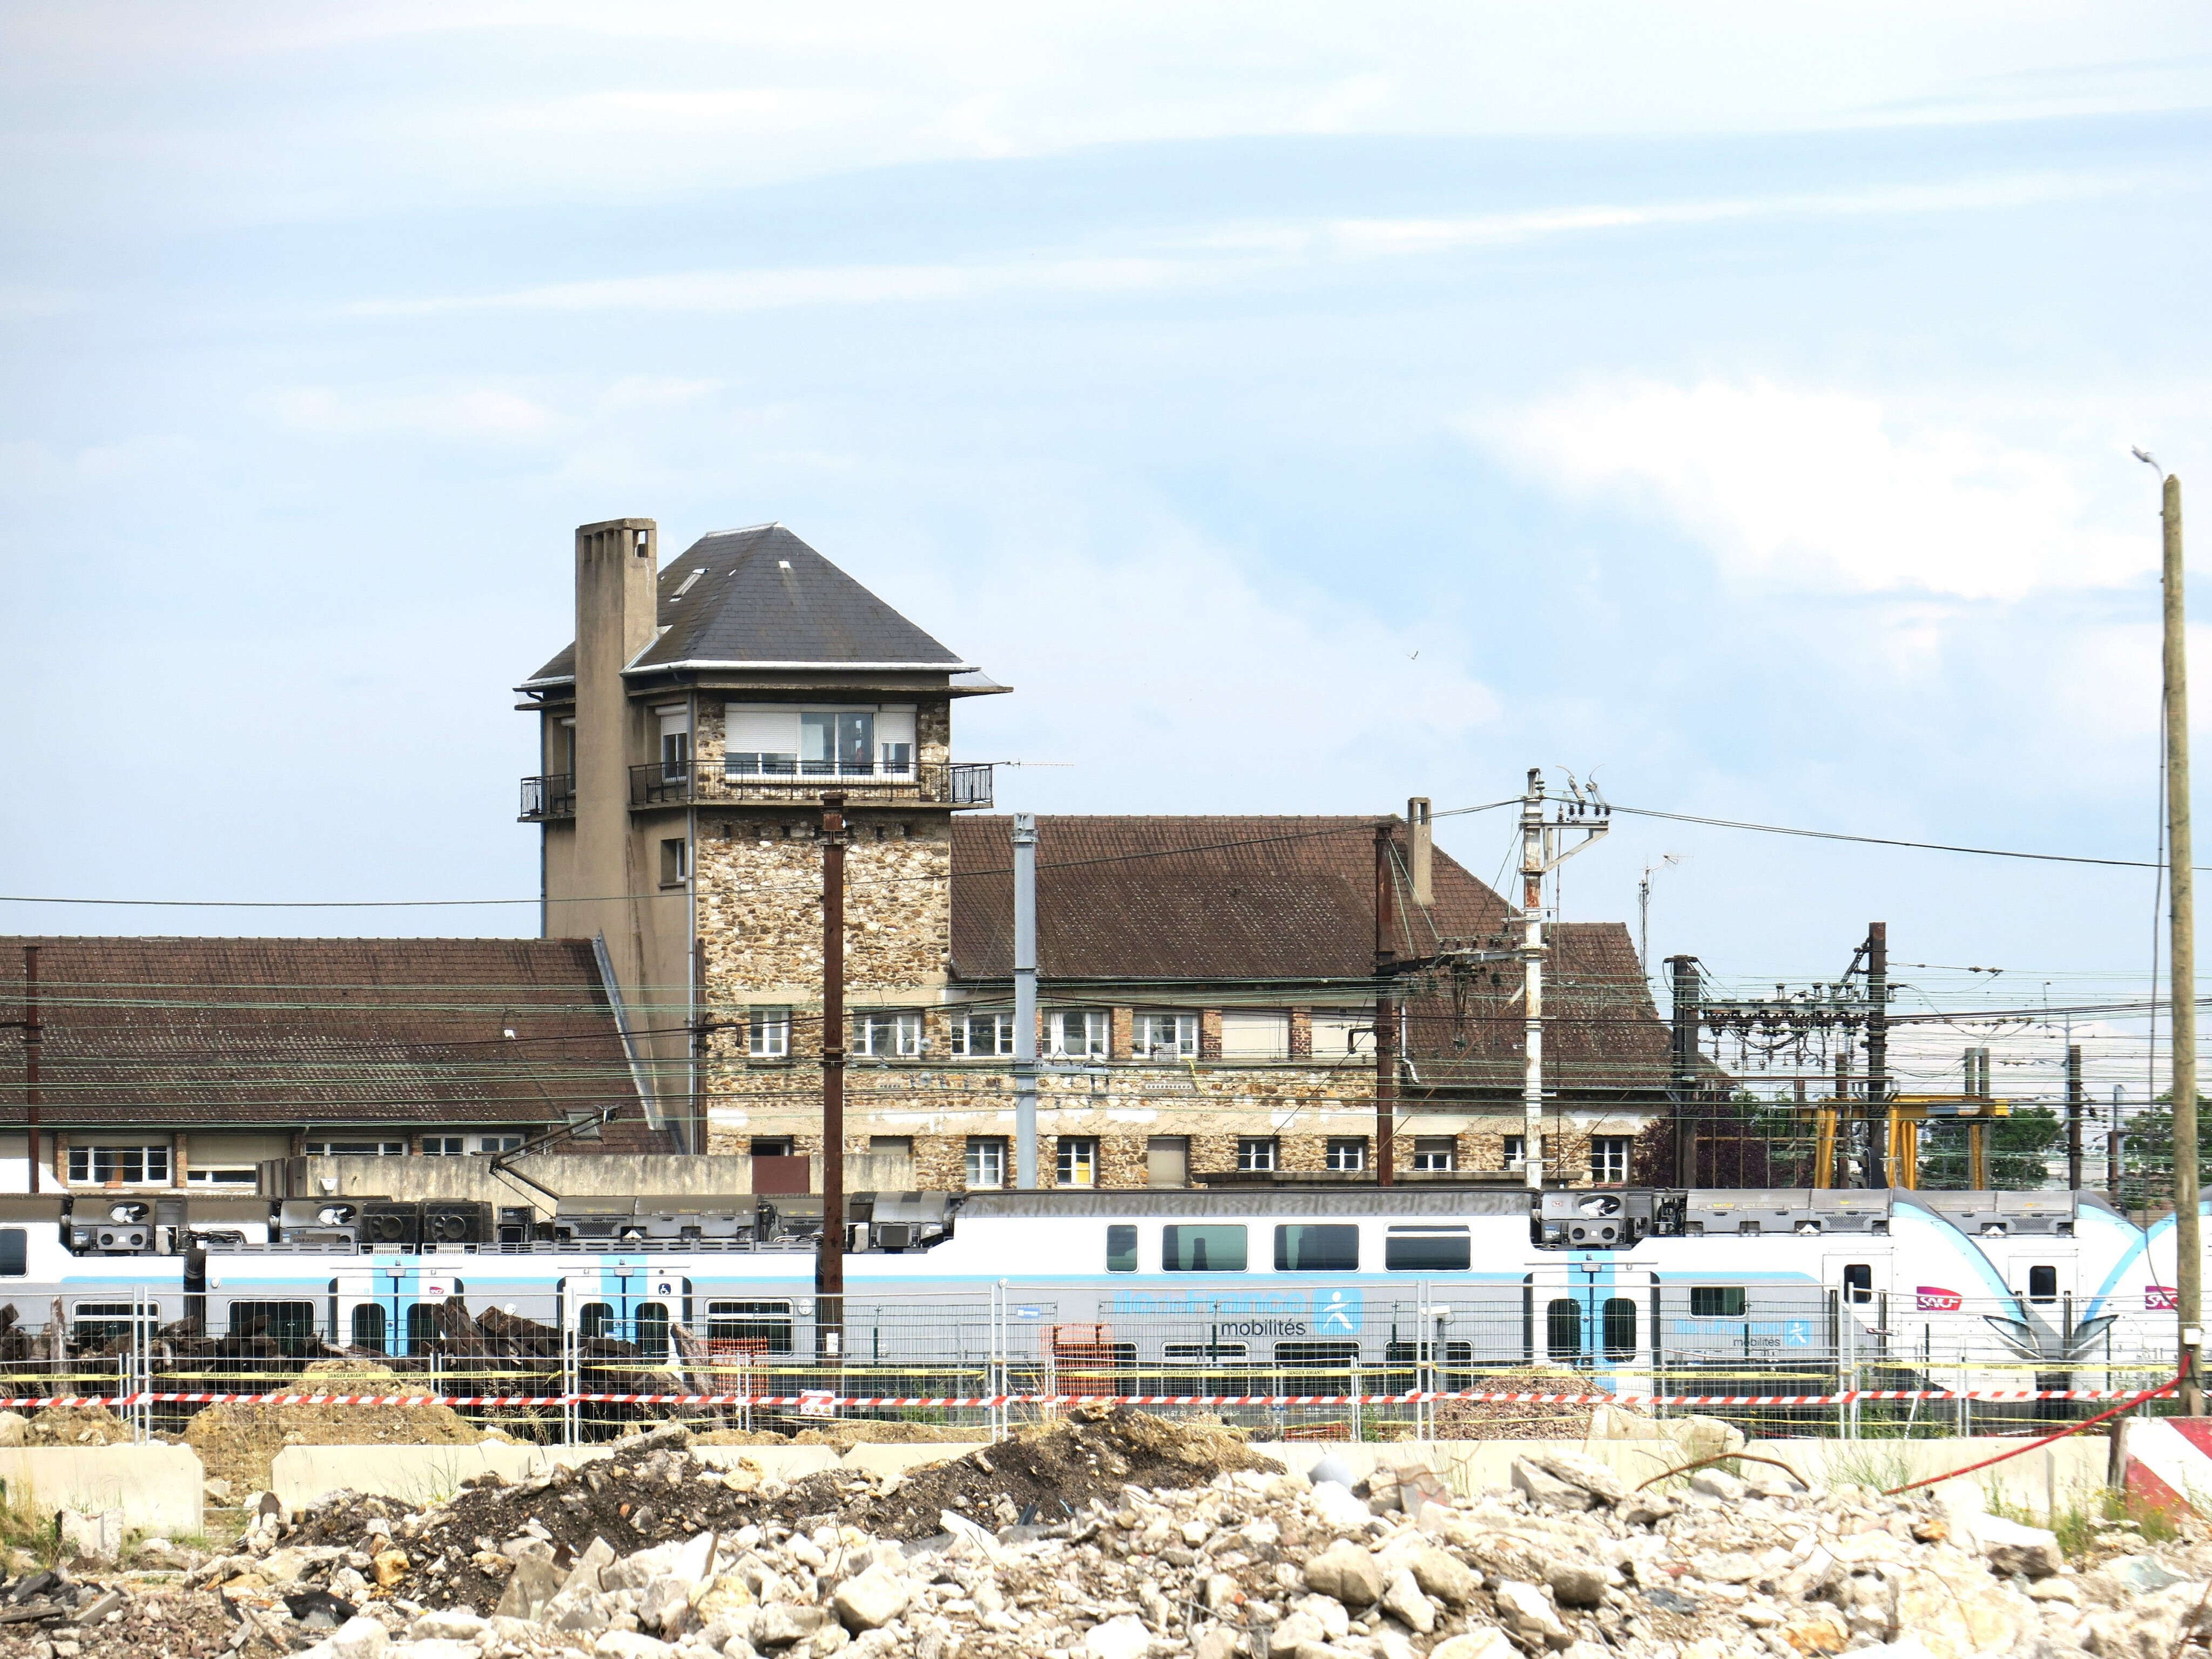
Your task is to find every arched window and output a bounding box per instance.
[580,1301,613,1340]
[635,1302,670,1360]
[406,1303,439,1357]
[1546,1298,1582,1361]
[351,1303,387,1353]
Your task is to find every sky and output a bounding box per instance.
[4,3,2211,1100]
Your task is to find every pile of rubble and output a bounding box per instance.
[30,1407,2212,1659]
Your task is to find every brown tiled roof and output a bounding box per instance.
[950,815,1507,982]
[949,815,1670,1098]
[0,938,674,1149]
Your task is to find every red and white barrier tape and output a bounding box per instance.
[0,1384,2167,1410]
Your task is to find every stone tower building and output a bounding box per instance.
[520,518,1675,1189]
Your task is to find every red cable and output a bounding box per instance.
[1881,1373,2181,1497]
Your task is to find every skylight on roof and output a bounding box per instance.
[672,569,706,600]
[778,559,792,569]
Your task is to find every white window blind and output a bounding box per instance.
[1219,1010,1290,1059]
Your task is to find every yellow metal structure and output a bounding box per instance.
[1799,1096,2011,1189]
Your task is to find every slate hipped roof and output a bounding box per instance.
[524,525,973,686]
[0,938,675,1148]
[947,815,1671,1097]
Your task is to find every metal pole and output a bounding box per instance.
[1667,955,1699,1185]
[1520,770,1547,1191]
[22,946,38,1197]
[1373,824,1398,1186]
[2110,1085,2126,1201]
[1013,814,1039,1189]
[2161,473,2201,1414]
[817,793,846,1362]
[2067,1044,2085,1191]
[1865,923,1889,1189]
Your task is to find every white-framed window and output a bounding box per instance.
[1325,1137,1367,1172]
[1135,1011,1199,1058]
[656,706,691,781]
[1056,1137,1099,1188]
[1220,1010,1290,1060]
[1236,1137,1277,1172]
[659,837,689,886]
[1310,1010,1373,1058]
[723,704,916,779]
[747,1008,791,1059]
[305,1140,406,1157]
[1412,1136,1458,1172]
[1048,1009,1109,1058]
[422,1136,464,1156]
[186,1166,257,1187]
[1502,1135,1527,1171]
[950,1011,1014,1057]
[1589,1136,1633,1183]
[68,1146,170,1185]
[853,1011,923,1057]
[473,1134,525,1155]
[965,1136,1007,1190]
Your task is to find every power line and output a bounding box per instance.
[1602,800,2193,873]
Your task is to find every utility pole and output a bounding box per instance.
[22,947,38,1197]
[1374,824,1398,1186]
[1514,768,1610,1191]
[1012,813,1039,1189]
[2160,469,2201,1414]
[2067,1044,2085,1191]
[816,793,847,1363]
[1667,955,1700,1186]
[1865,923,1889,1189]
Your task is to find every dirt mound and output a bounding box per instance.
[184,1361,481,1494]
[1432,1366,1602,1440]
[26,1405,133,1446]
[691,1419,982,1447]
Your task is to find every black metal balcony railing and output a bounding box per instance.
[626,759,993,809]
[519,773,575,820]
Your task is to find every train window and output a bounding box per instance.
[1690,1287,1747,1318]
[1274,1225,1359,1272]
[635,1302,670,1359]
[1163,1342,1246,1362]
[1602,1297,1637,1361]
[1276,1341,1359,1367]
[1385,1226,1471,1272]
[72,1303,158,1348]
[229,1300,318,1348]
[1162,1225,1246,1272]
[352,1303,387,1351]
[1106,1225,1137,1273]
[1546,1298,1582,1360]
[579,1301,613,1340]
[706,1301,793,1354]
[1385,1340,1475,1366]
[0,1230,24,1277]
[406,1303,440,1355]
[1842,1265,1873,1305]
[2027,1266,2058,1305]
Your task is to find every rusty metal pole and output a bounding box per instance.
[817,794,847,1362]
[2067,1044,2085,1191]
[1667,955,1699,1187]
[1374,824,1398,1186]
[1865,923,1889,1189]
[2159,472,2201,1414]
[22,946,38,1197]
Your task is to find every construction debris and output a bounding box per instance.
[183,1361,483,1494]
[17,1408,2212,1658]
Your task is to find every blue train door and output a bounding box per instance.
[334,1264,462,1357]
[1528,1259,1654,1388]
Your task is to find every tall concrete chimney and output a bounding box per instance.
[1407,797,1433,907]
[568,518,658,966]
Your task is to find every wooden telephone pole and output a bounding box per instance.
[2161,473,2201,1414]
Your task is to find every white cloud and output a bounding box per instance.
[1469,379,2148,601]
[273,385,557,439]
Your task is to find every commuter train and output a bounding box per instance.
[0,1183,2181,1393]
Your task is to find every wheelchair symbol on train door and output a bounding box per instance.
[1315,1290,1363,1334]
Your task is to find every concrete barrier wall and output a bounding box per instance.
[0,1446,203,1536]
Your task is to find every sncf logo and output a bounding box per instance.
[1916,1286,1963,1312]
[2148,1286,2180,1311]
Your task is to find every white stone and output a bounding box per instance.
[1304,1540,1385,1606]
[831,1566,910,1633]
[1971,1513,2061,1579]
[1306,1484,1375,1532]
[1292,1594,1351,1640]
[595,1634,680,1659]
[1083,1613,1152,1659]
[331,1616,390,1659]
[59,1509,123,1563]
[1425,1633,1516,1659]
[1379,1569,1433,1634]
[1687,1469,1745,1502]
[1492,1581,1572,1651]
[407,1612,488,1642]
